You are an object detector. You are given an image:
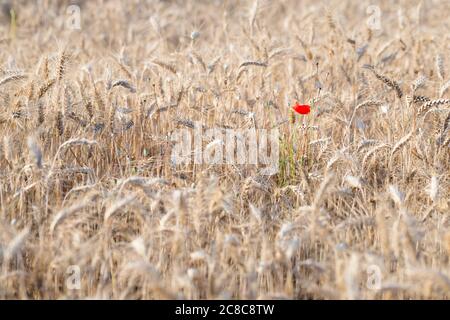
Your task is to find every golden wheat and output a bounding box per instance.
[0,0,449,301]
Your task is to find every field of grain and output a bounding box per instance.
[0,0,449,299]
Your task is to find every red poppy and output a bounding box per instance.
[292,103,311,115]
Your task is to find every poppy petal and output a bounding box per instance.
[292,104,311,115]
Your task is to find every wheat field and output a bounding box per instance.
[0,0,449,300]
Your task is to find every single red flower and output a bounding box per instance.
[292,103,311,115]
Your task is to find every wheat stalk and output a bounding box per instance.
[362,143,390,168]
[390,130,414,159]
[57,50,69,81]
[417,99,450,117]
[151,60,178,74]
[364,65,403,98]
[239,61,268,69]
[436,54,445,81]
[0,73,27,87]
[110,79,136,93]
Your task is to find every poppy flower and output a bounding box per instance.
[292,103,311,115]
